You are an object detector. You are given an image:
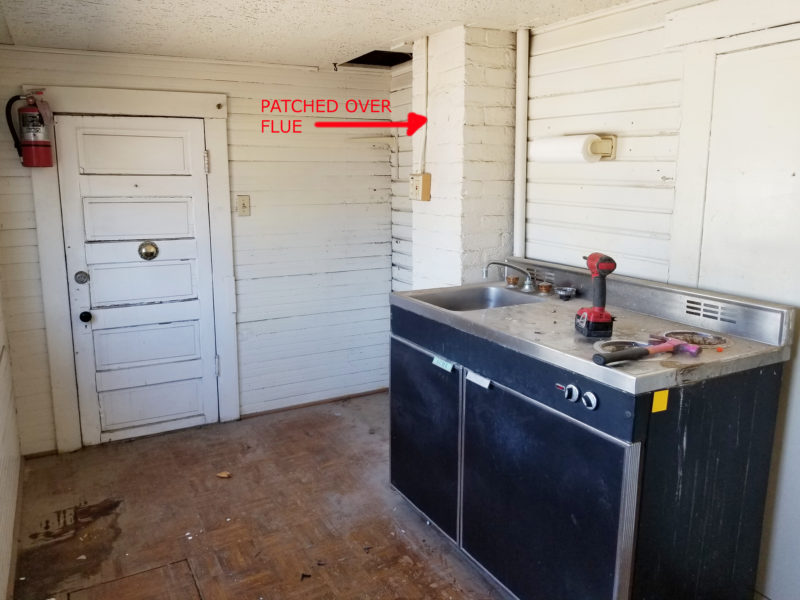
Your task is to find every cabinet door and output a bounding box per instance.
[463,379,632,600]
[390,338,461,540]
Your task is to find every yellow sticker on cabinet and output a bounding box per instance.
[652,389,669,413]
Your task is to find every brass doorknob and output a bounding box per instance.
[138,241,159,260]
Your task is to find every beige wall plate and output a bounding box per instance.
[409,173,431,201]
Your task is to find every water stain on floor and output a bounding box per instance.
[15,498,122,600]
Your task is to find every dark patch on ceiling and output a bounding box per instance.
[343,50,412,67]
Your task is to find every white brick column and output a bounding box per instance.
[410,26,516,289]
[462,28,516,283]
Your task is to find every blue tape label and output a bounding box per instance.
[432,356,454,372]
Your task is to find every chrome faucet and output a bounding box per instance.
[483,261,535,293]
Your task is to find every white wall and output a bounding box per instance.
[390,61,413,291]
[0,283,21,598]
[527,1,800,597]
[0,47,392,452]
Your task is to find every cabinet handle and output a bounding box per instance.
[466,370,492,389]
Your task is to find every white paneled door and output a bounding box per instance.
[699,39,800,302]
[56,116,218,444]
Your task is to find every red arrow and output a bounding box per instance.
[314,112,427,136]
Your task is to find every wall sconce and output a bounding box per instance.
[530,134,617,163]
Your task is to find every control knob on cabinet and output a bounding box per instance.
[556,383,580,402]
[581,391,598,411]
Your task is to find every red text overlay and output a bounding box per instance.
[261,98,391,133]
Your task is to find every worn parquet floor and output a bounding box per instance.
[13,393,506,599]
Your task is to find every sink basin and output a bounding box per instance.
[411,286,546,311]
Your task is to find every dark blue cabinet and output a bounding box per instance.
[462,379,630,600]
[391,306,783,600]
[390,338,461,540]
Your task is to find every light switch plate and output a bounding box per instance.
[409,173,431,202]
[237,195,251,216]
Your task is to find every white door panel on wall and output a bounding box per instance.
[699,40,800,303]
[85,239,198,263]
[92,322,200,370]
[89,261,197,306]
[99,379,203,431]
[698,39,800,600]
[56,115,218,444]
[77,129,192,175]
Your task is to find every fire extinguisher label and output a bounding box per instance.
[20,112,46,141]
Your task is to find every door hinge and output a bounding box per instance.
[203,150,210,174]
[215,354,220,377]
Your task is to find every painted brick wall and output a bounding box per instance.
[411,26,516,289]
[412,27,467,289]
[462,28,516,283]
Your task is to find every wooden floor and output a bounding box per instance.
[13,393,506,600]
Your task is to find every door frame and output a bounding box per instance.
[28,86,240,452]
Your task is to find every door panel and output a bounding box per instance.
[96,359,203,392]
[89,261,196,305]
[92,323,200,370]
[85,239,197,263]
[56,115,218,444]
[83,197,195,240]
[699,40,800,304]
[81,175,193,196]
[93,300,201,329]
[99,379,203,431]
[77,129,191,174]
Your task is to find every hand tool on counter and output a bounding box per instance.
[593,335,702,366]
[575,252,617,337]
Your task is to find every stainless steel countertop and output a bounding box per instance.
[391,282,791,395]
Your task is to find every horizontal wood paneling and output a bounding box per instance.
[0,46,393,446]
[527,3,684,280]
[531,0,708,55]
[0,118,54,453]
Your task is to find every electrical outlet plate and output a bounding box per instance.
[237,194,251,216]
[409,173,431,202]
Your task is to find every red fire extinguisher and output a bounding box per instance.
[5,92,53,167]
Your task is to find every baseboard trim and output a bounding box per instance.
[241,387,389,420]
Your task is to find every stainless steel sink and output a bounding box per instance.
[411,286,546,311]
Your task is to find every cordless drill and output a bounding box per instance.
[575,252,617,338]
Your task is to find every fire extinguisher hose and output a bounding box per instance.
[5,95,25,158]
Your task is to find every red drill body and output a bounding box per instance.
[575,252,617,338]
